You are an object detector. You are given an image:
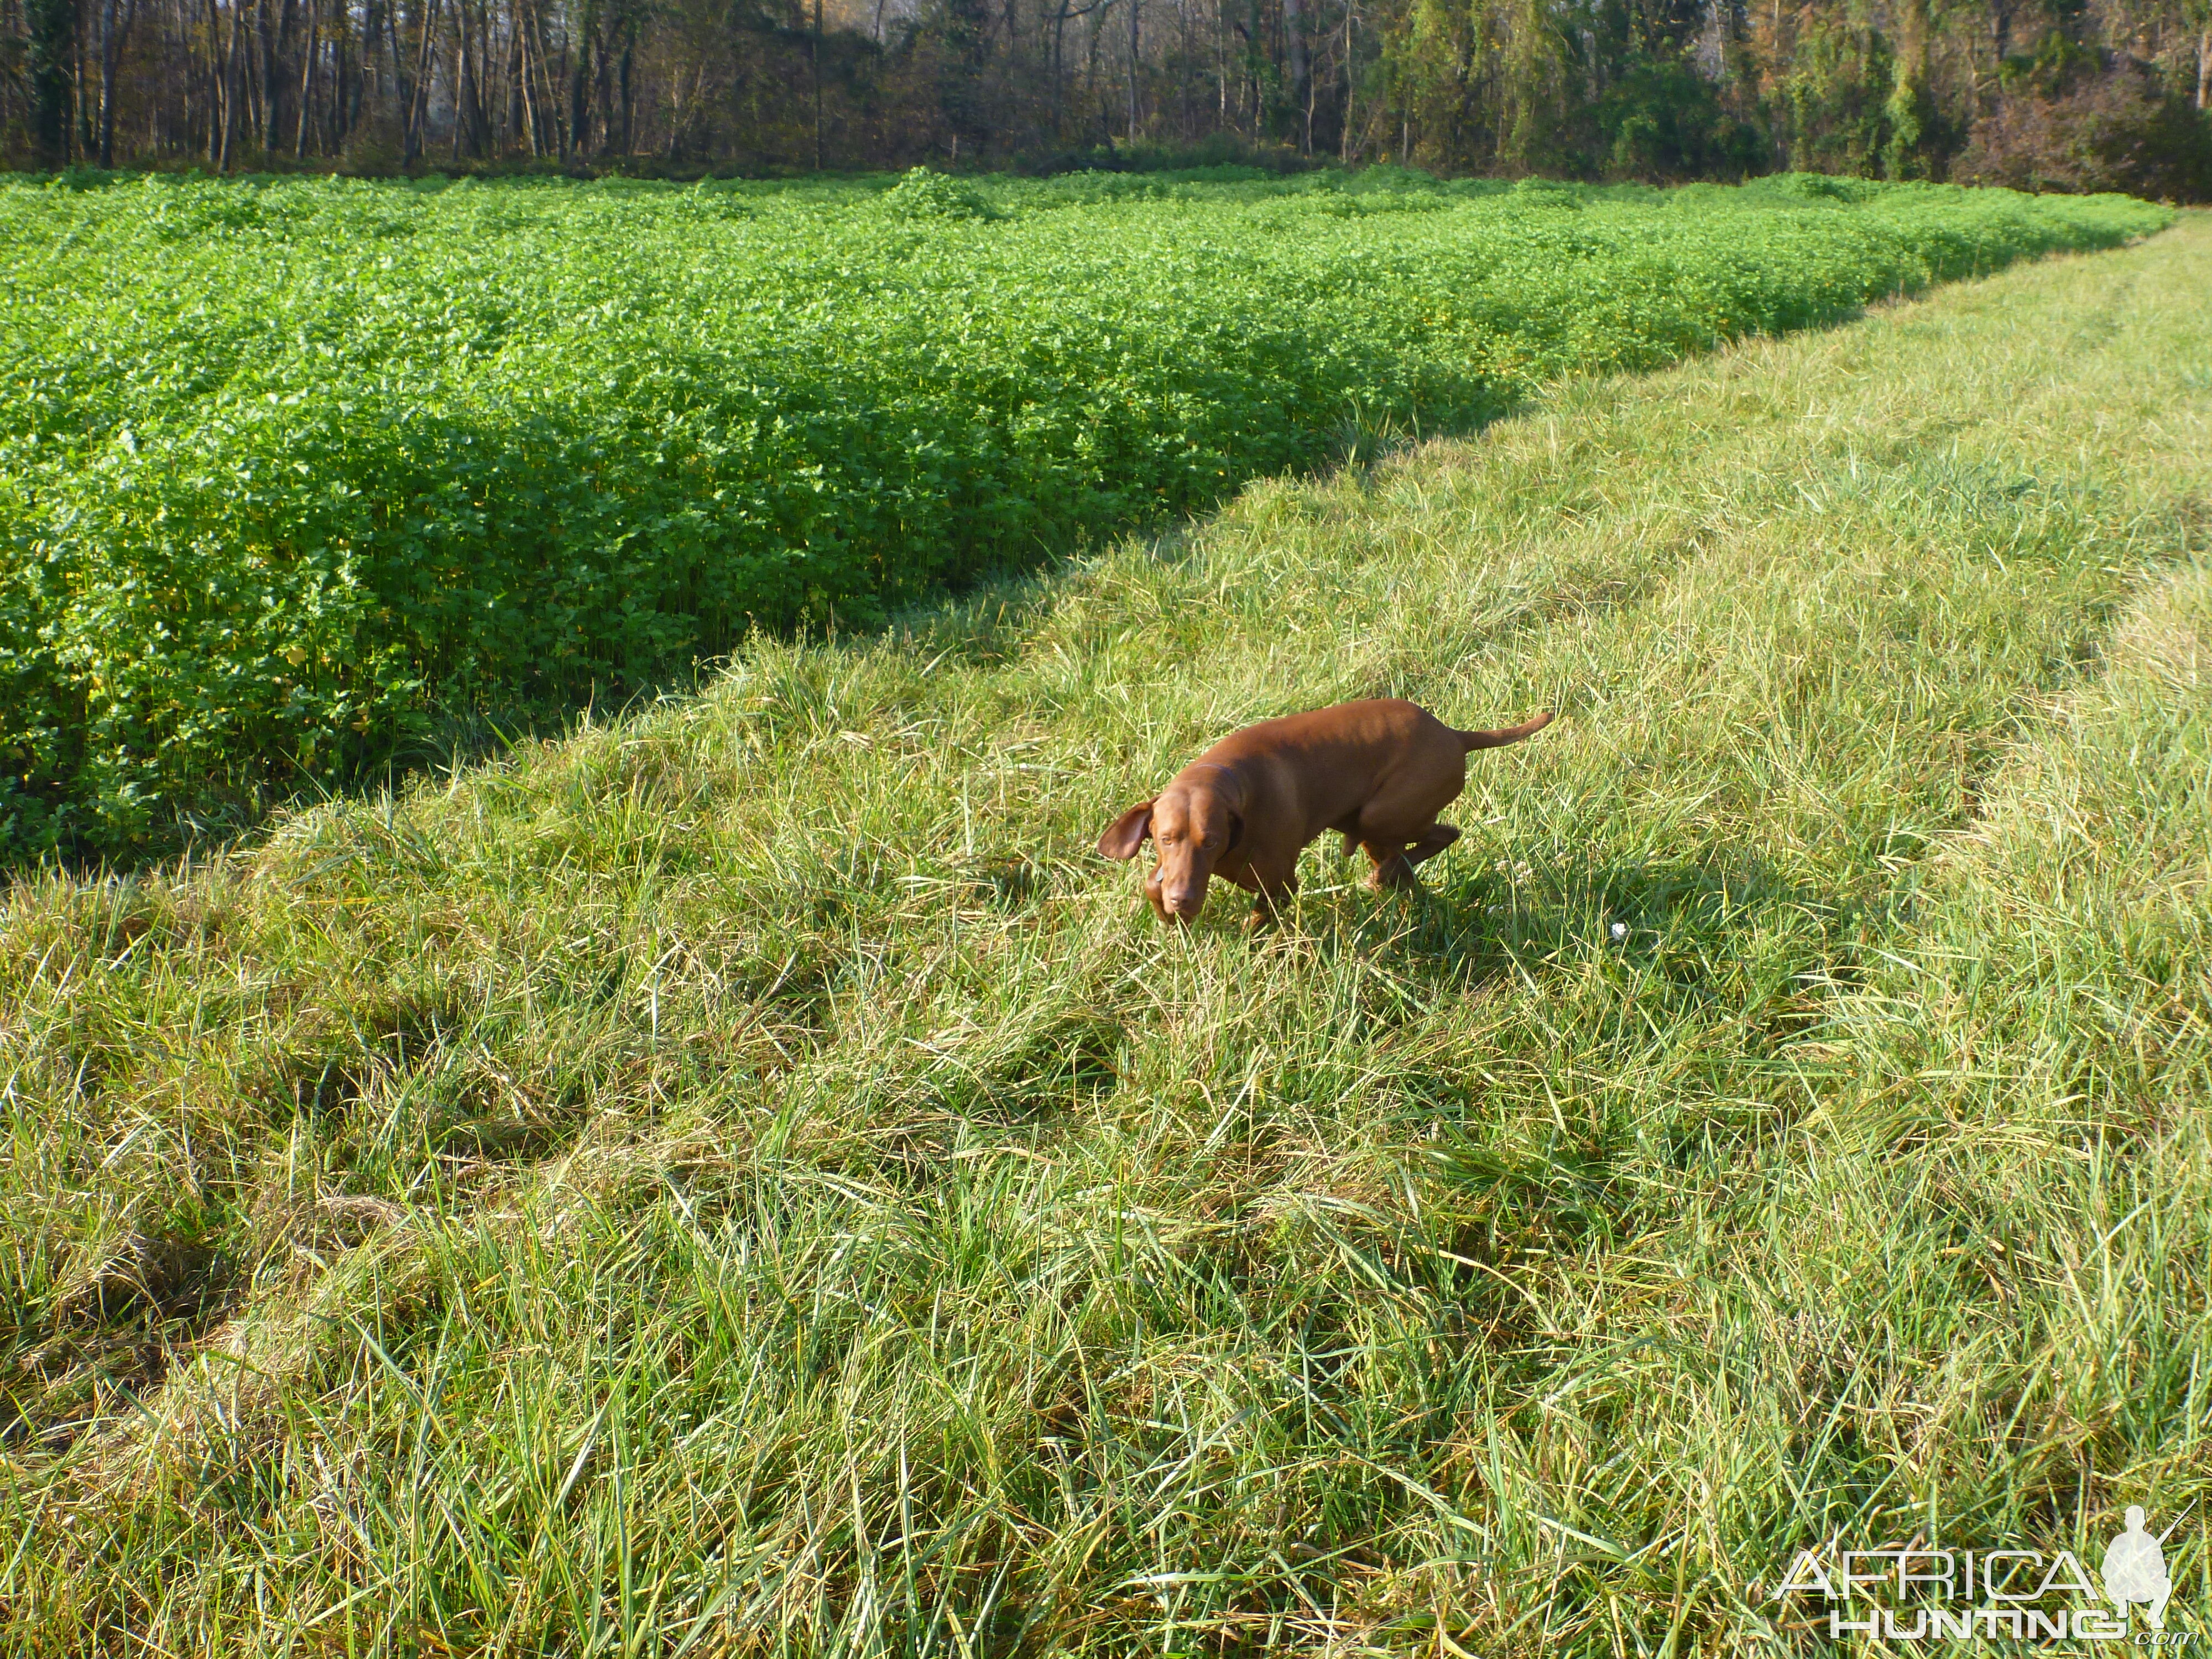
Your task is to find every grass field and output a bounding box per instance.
[2,210,2209,1653]
[0,171,2168,860]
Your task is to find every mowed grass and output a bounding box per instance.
[2,216,2208,1653]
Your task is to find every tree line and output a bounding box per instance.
[3,0,2208,193]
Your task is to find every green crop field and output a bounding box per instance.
[0,169,2171,860]
[2,190,2206,1652]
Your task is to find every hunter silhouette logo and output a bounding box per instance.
[2103,1507,2178,1630]
[1775,1508,2195,1644]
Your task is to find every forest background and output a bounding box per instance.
[2,0,2209,197]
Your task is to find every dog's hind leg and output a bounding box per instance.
[1363,823,1460,891]
[1360,839,1421,891]
[1403,822,1461,867]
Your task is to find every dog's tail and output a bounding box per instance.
[1457,711,1556,752]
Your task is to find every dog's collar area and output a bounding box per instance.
[1183,760,1246,791]
[1182,759,1246,797]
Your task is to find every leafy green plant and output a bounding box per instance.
[0,170,2172,858]
[877,165,999,219]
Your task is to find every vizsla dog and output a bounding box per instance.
[1099,698,1554,926]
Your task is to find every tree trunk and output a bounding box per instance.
[384,0,409,155]
[259,0,286,148]
[517,12,539,154]
[526,0,565,154]
[27,0,77,163]
[293,0,311,153]
[1338,1,1353,161]
[567,0,593,157]
[1282,0,1306,147]
[1125,0,1137,140]
[617,24,632,155]
[96,0,137,165]
[451,0,467,156]
[72,0,87,154]
[348,0,373,144]
[404,0,437,161]
[216,0,242,168]
[479,1,494,150]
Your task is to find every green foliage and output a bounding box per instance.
[0,170,2172,859]
[1996,29,2107,97]
[1593,64,1767,182]
[875,164,997,219]
[1783,18,1897,176]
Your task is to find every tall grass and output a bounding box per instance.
[1,215,2207,1653]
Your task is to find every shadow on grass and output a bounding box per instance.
[26,659,726,882]
[1246,846,1855,992]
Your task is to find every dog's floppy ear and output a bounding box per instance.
[1225,811,1244,851]
[1098,800,1155,860]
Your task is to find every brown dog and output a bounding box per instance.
[1098,698,1554,926]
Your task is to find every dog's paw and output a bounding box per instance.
[1364,858,1423,894]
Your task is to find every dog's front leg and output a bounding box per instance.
[1244,863,1298,931]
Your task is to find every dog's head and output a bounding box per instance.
[1098,768,1244,924]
